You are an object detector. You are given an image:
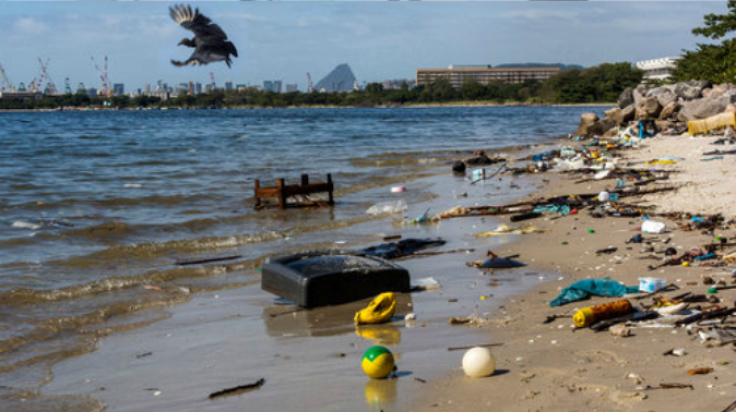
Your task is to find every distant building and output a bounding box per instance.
[315,64,357,93]
[285,84,298,93]
[0,91,43,101]
[142,91,170,101]
[635,57,679,82]
[144,84,151,93]
[263,81,274,93]
[224,80,234,91]
[112,83,124,96]
[85,87,97,97]
[382,79,414,90]
[416,65,560,89]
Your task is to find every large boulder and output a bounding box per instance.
[576,112,599,135]
[621,104,636,123]
[659,101,680,120]
[576,113,616,136]
[726,103,736,114]
[618,87,634,109]
[678,98,728,121]
[707,83,735,100]
[649,87,678,107]
[636,96,662,120]
[675,80,712,101]
[633,85,653,107]
[604,107,623,123]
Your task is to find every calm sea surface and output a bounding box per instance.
[0,106,603,405]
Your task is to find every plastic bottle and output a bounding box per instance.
[573,300,633,328]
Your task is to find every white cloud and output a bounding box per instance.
[13,16,48,35]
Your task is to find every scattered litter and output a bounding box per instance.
[550,277,639,307]
[475,224,545,238]
[573,300,633,328]
[411,277,440,291]
[663,348,687,357]
[609,324,632,337]
[470,251,525,269]
[686,367,713,375]
[366,200,407,216]
[643,383,693,391]
[355,293,397,325]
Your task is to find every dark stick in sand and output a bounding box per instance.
[209,378,265,400]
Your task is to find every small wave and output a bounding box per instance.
[77,135,103,140]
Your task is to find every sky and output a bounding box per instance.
[0,1,728,92]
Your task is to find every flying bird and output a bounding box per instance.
[169,4,238,68]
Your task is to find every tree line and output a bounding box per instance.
[0,61,643,110]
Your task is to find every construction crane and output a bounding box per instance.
[209,72,216,91]
[0,63,13,93]
[34,58,49,93]
[38,58,58,95]
[91,55,110,96]
[306,73,314,93]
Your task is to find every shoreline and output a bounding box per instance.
[0,102,615,113]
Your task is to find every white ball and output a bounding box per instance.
[462,347,496,378]
[598,191,610,202]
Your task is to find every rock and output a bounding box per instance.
[633,85,653,107]
[621,104,636,122]
[576,112,599,135]
[726,103,736,114]
[655,120,673,130]
[651,88,677,107]
[678,98,728,121]
[702,88,712,98]
[604,107,623,123]
[635,97,662,120]
[593,118,617,136]
[707,83,735,100]
[675,80,712,101]
[659,101,680,120]
[641,96,662,118]
[618,87,634,109]
[610,324,632,337]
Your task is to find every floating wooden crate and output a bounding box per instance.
[254,174,334,210]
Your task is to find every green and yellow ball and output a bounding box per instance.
[361,346,396,379]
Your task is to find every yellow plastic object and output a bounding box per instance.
[688,112,736,135]
[573,300,633,328]
[647,159,677,166]
[355,293,397,325]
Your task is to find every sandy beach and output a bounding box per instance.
[25,126,736,412]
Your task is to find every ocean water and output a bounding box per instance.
[0,106,603,405]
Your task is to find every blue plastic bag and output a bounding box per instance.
[549,277,639,307]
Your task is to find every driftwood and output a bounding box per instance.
[440,187,676,219]
[393,248,475,261]
[590,311,658,332]
[176,255,242,266]
[674,307,736,326]
[644,383,694,391]
[209,378,265,400]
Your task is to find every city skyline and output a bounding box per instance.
[0,1,727,93]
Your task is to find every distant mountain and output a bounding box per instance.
[315,64,357,93]
[494,63,584,71]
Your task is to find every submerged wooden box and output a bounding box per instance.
[254,173,334,209]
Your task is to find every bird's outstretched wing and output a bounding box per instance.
[169,4,228,41]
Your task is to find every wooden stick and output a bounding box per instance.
[209,378,265,400]
[176,255,243,266]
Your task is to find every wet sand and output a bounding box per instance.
[39,163,555,411]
